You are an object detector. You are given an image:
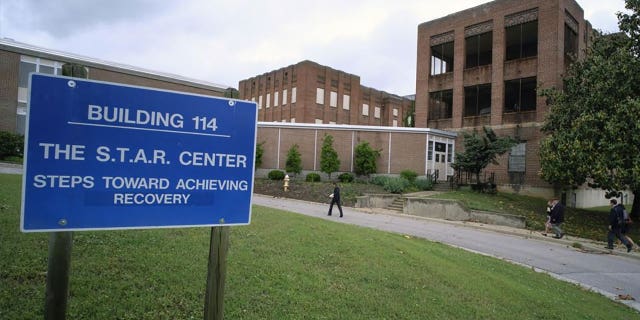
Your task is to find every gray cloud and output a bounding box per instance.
[2,0,173,37]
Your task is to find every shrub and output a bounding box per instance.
[305,172,321,182]
[400,170,418,182]
[255,141,265,168]
[371,175,390,186]
[268,170,285,180]
[383,177,410,194]
[414,178,434,191]
[320,134,340,179]
[0,131,24,159]
[285,144,302,175]
[338,172,354,183]
[354,141,380,176]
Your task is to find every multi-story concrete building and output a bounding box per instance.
[416,0,594,202]
[0,38,230,135]
[238,60,413,127]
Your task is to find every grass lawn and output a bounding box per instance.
[1,174,638,319]
[429,188,639,242]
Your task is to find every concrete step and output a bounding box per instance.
[387,197,405,212]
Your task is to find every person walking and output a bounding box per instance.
[542,199,553,236]
[327,182,343,218]
[549,199,565,239]
[607,199,633,252]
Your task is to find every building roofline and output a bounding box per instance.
[257,121,457,138]
[0,38,229,93]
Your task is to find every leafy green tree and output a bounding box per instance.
[285,144,302,176]
[320,134,340,179]
[403,101,415,127]
[451,127,516,188]
[255,141,265,169]
[354,141,381,176]
[540,8,640,218]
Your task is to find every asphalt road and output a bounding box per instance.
[252,194,640,312]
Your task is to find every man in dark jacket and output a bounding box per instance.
[607,199,633,252]
[549,199,565,239]
[328,182,343,218]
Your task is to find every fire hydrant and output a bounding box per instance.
[283,174,290,192]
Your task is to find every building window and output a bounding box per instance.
[464,84,491,116]
[343,95,350,110]
[509,142,526,172]
[315,119,323,124]
[393,108,398,117]
[374,107,381,119]
[393,119,398,127]
[316,88,324,104]
[362,104,369,116]
[564,23,578,61]
[274,92,279,107]
[428,141,433,160]
[429,90,453,120]
[282,89,288,105]
[291,87,297,103]
[430,41,454,75]
[504,77,537,112]
[266,93,271,108]
[465,31,492,68]
[447,143,453,162]
[505,20,538,60]
[258,95,263,109]
[330,91,337,107]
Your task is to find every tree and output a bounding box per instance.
[539,11,640,218]
[285,144,302,176]
[354,141,381,176]
[403,101,415,127]
[451,127,516,189]
[254,141,265,169]
[320,134,340,179]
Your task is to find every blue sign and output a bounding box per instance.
[21,74,257,232]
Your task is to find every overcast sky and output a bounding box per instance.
[0,0,627,96]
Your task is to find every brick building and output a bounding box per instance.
[416,0,594,202]
[238,60,413,127]
[0,38,229,134]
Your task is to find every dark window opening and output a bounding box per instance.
[429,90,453,120]
[564,24,578,62]
[464,84,492,116]
[504,77,537,112]
[465,31,492,68]
[430,41,454,76]
[505,20,538,60]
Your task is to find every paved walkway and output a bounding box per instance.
[253,194,640,312]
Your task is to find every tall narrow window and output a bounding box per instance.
[274,92,279,107]
[509,142,526,172]
[430,41,454,75]
[316,88,325,104]
[464,84,491,116]
[266,93,271,108]
[505,20,538,60]
[428,90,453,120]
[428,141,434,160]
[330,91,338,107]
[362,104,369,116]
[465,31,492,68]
[343,95,350,110]
[291,87,297,103]
[504,77,537,112]
[282,89,288,105]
